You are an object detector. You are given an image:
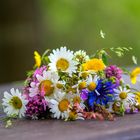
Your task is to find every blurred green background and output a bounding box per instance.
[0,0,140,83]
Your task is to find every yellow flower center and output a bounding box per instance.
[88,82,97,91]
[56,58,69,71]
[10,96,22,109]
[81,72,89,79]
[58,99,69,112]
[67,87,77,93]
[39,80,54,96]
[135,95,140,104]
[79,81,86,90]
[56,83,63,89]
[135,92,140,104]
[119,92,127,99]
[73,96,81,104]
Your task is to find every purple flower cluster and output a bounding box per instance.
[33,66,47,79]
[23,77,32,97]
[23,65,47,97]
[26,94,49,119]
[105,65,123,81]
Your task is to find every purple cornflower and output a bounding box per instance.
[105,65,123,81]
[26,95,49,119]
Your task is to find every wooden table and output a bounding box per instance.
[0,77,140,140]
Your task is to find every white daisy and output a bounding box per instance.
[74,50,89,63]
[48,47,77,75]
[49,91,70,119]
[114,87,136,107]
[29,70,60,101]
[66,91,85,120]
[86,75,99,91]
[2,88,28,118]
[69,92,85,109]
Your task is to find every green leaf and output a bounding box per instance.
[132,55,137,65]
[102,53,108,65]
[26,70,34,77]
[110,47,133,58]
[116,47,124,52]
[41,49,50,65]
[41,49,50,59]
[121,67,130,75]
[115,51,124,57]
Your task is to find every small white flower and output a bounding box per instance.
[48,47,77,75]
[114,87,136,107]
[67,92,85,110]
[74,50,89,63]
[49,92,70,119]
[2,88,28,118]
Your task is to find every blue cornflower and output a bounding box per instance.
[87,79,116,109]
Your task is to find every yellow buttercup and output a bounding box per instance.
[135,92,140,105]
[34,51,41,67]
[82,58,105,71]
[130,67,140,84]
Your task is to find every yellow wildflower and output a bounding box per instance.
[135,92,140,104]
[34,51,41,67]
[82,58,105,71]
[130,67,140,84]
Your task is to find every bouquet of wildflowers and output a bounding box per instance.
[2,46,140,124]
